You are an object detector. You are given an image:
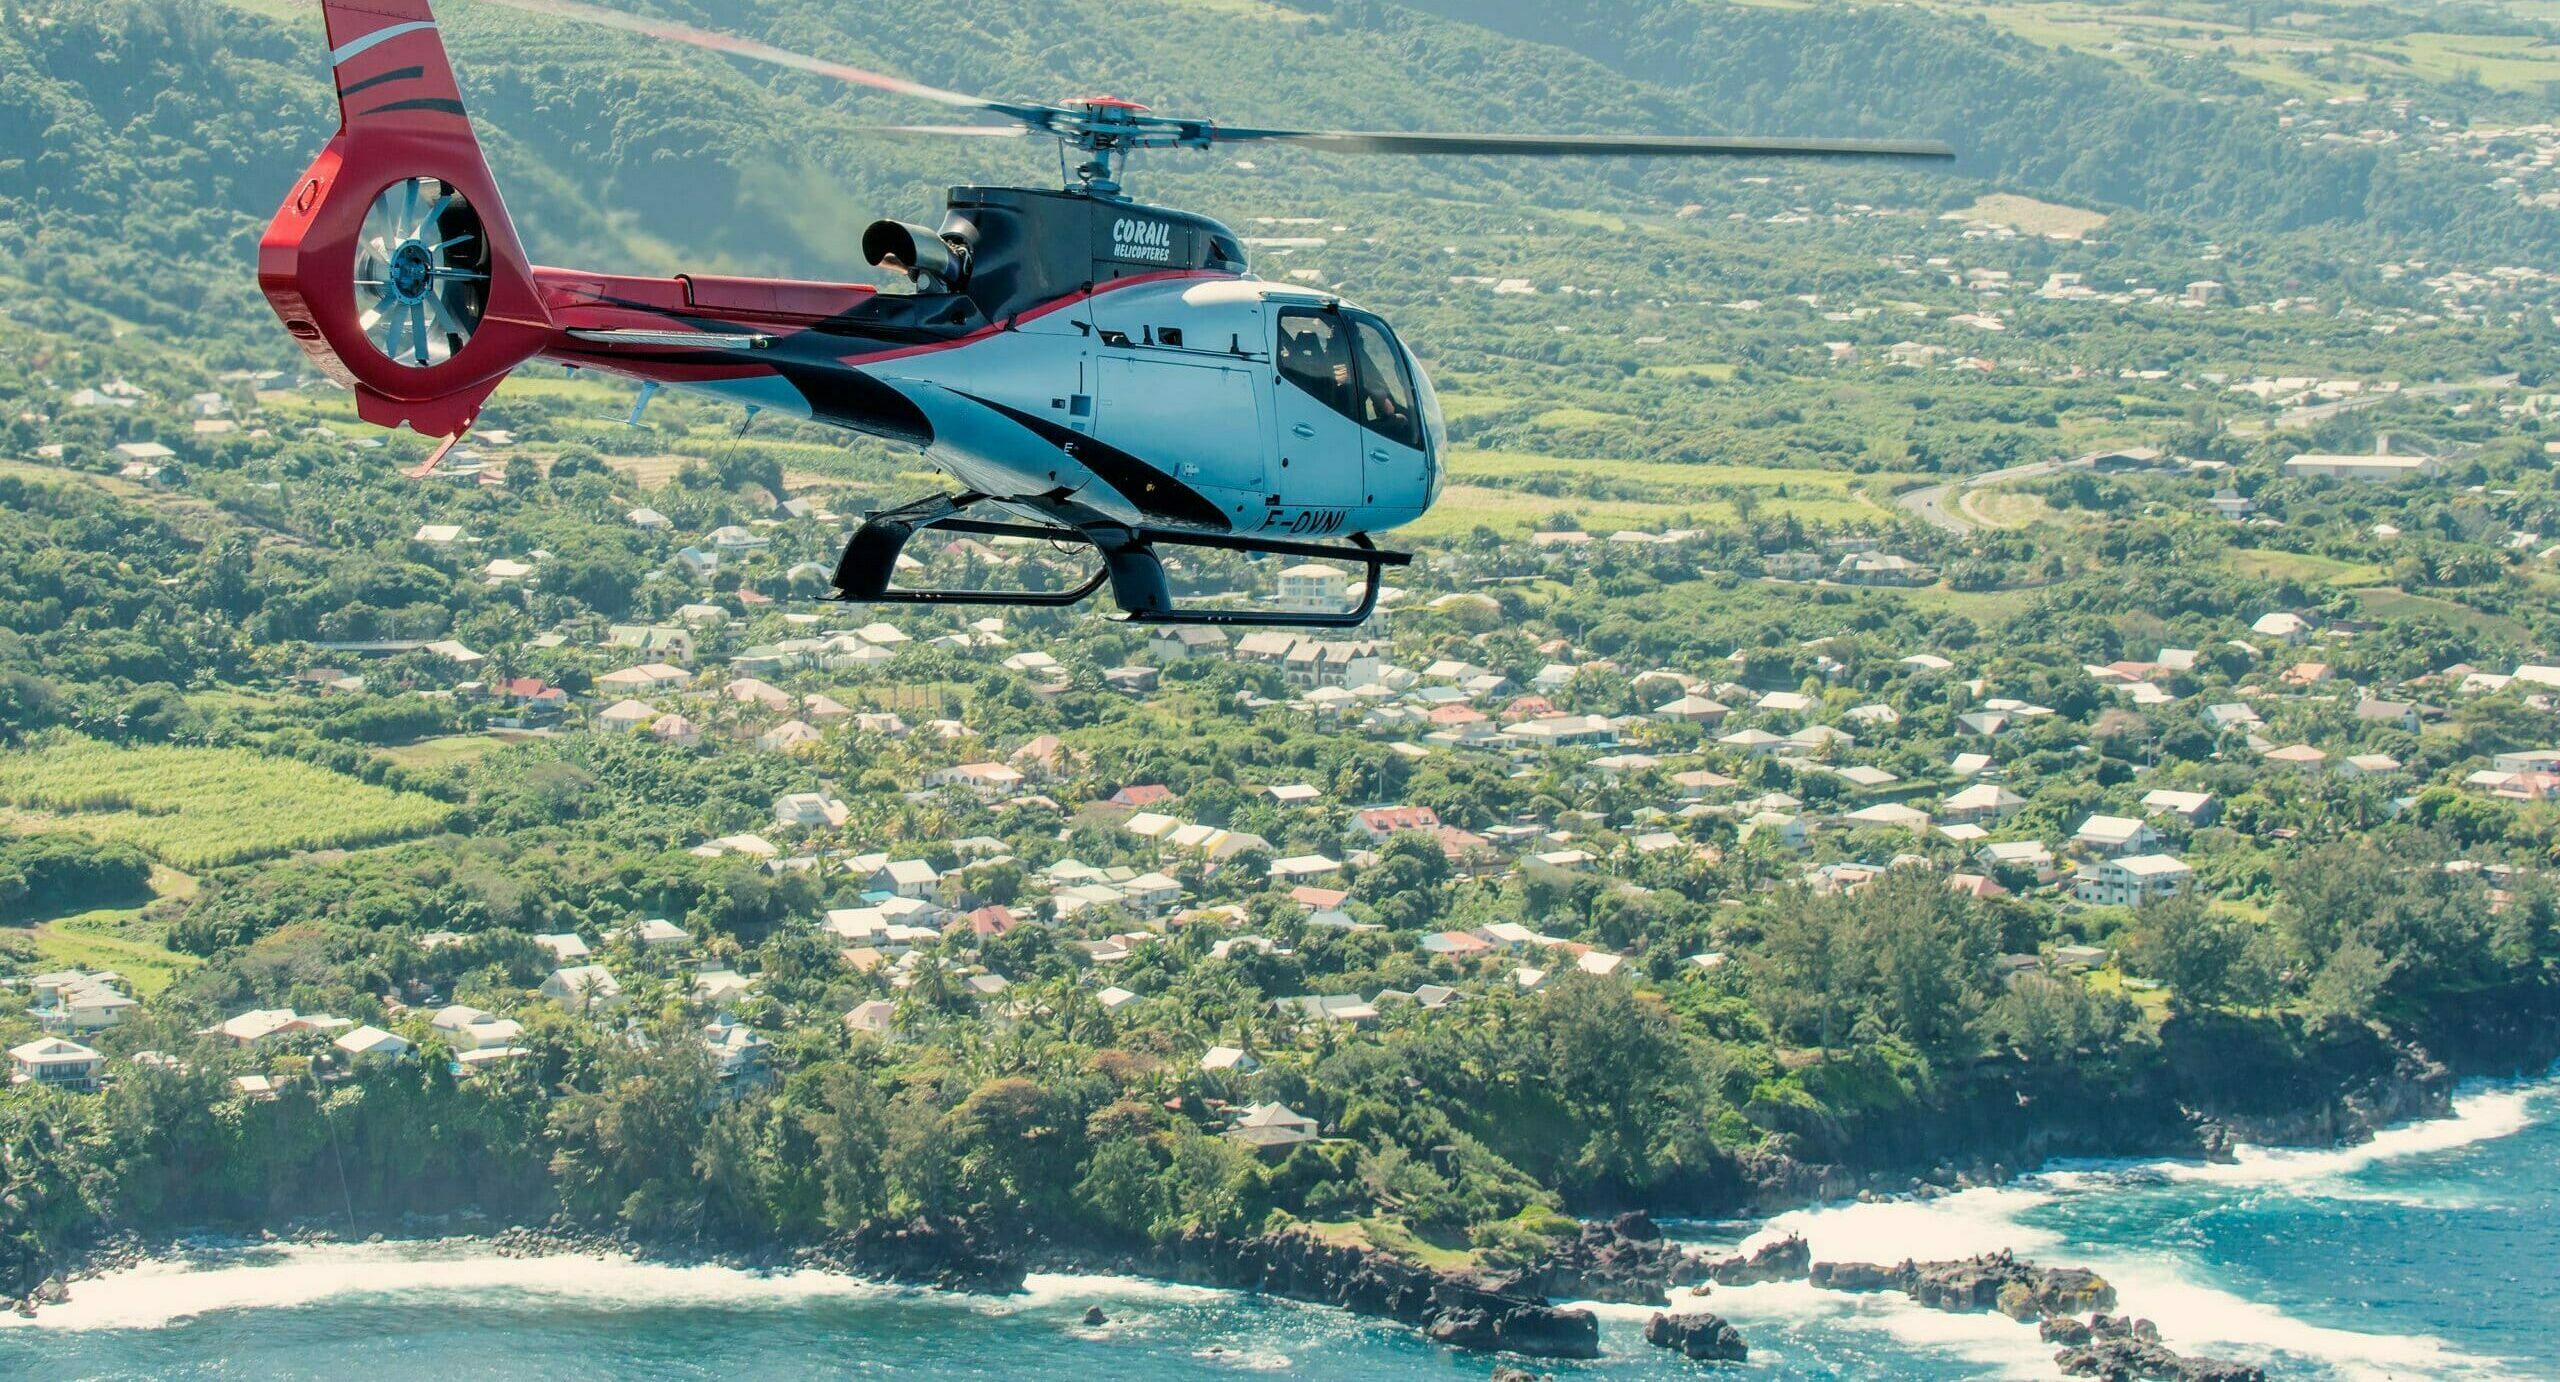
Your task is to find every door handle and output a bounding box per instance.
[1369,449,1390,464]
[1292,423,1316,438]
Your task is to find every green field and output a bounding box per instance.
[27,910,198,995]
[2348,586,2531,643]
[1412,448,1898,538]
[375,734,513,771]
[0,740,455,870]
[2224,549,2385,588]
[1634,363,1740,382]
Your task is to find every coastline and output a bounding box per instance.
[18,990,2560,1367]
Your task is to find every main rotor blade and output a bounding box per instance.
[1206,128,1956,160]
[474,0,1040,119]
[847,124,1036,139]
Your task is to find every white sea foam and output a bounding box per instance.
[1007,1272,1228,1310]
[2156,1081,2542,1191]
[1711,1279,2059,1379]
[0,1240,907,1333]
[1684,1071,2560,1380]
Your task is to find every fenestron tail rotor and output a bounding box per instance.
[352,176,490,368]
[472,0,1954,195]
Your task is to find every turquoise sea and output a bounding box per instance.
[12,1066,2558,1380]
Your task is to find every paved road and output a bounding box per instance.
[1896,456,2074,534]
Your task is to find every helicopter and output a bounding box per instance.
[261,0,1953,627]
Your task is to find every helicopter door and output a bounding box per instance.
[1345,314,1427,514]
[1270,308,1362,517]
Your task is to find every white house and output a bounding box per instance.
[1276,563,1349,614]
[333,1025,414,1062]
[1200,1045,1260,1074]
[541,965,625,1011]
[10,1037,105,1090]
[2141,789,2219,825]
[775,791,851,829]
[2074,854,2192,908]
[869,859,942,900]
[2073,814,2159,856]
[619,918,689,950]
[1941,783,2026,824]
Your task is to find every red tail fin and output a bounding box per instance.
[259,0,552,437]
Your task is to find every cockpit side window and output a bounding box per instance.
[1349,316,1421,449]
[1275,309,1355,419]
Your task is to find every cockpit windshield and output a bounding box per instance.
[1349,317,1420,449]
[1276,306,1430,453]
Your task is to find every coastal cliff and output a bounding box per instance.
[1686,984,2560,1215]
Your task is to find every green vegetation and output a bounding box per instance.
[0,740,455,870]
[0,0,2556,1324]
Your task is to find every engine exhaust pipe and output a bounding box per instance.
[862,220,968,288]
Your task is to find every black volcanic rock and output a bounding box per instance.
[1489,1212,1711,1305]
[1808,1260,1906,1292]
[1148,1228,1599,1359]
[1644,1310,1749,1362]
[1707,1233,1810,1286]
[847,1216,1026,1294]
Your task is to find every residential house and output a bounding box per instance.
[25,971,136,1032]
[200,1009,353,1046]
[2074,854,2193,908]
[532,933,591,963]
[1941,783,2026,825]
[1975,840,2057,879]
[540,965,625,1012]
[1225,1102,1318,1153]
[2140,789,2219,826]
[869,859,942,900]
[430,1004,525,1052]
[1149,626,1230,662]
[619,918,689,950]
[1835,551,1933,587]
[2202,702,2265,734]
[2250,612,2314,646]
[597,699,659,734]
[1654,694,1732,726]
[333,1026,414,1062]
[2353,698,2425,734]
[606,624,696,665]
[774,792,851,830]
[2073,814,2160,856]
[925,761,1025,800]
[596,662,690,694]
[1276,564,1348,614]
[759,720,824,753]
[10,1037,105,1091]
[1199,1046,1260,1074]
[1356,805,1442,840]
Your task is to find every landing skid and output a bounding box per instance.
[827,493,1409,628]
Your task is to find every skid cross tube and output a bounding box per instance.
[825,495,1406,627]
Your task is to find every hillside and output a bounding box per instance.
[6,0,2556,353]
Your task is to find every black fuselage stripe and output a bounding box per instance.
[960,393,1231,531]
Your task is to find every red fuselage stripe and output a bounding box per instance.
[534,267,1238,381]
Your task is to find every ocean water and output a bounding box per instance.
[9,1067,2558,1380]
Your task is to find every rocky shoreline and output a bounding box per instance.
[17,997,2560,1367]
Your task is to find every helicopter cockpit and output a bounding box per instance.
[1274,306,1443,461]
